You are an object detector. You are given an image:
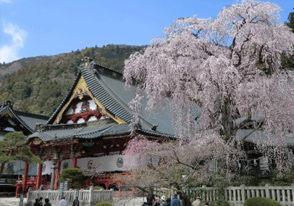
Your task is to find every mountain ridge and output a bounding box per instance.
[0,44,146,116]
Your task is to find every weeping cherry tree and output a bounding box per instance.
[123,0,294,199]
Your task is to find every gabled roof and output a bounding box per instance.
[14,111,48,130]
[0,101,48,140]
[44,61,175,139]
[0,102,33,133]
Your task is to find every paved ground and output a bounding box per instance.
[0,197,146,206]
[0,197,27,206]
[113,196,145,206]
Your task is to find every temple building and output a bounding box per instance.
[19,58,174,195]
[14,58,292,197]
[0,101,47,194]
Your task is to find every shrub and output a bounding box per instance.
[94,186,104,190]
[210,199,231,206]
[94,201,113,206]
[59,168,86,189]
[244,197,281,206]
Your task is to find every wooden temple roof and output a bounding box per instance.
[28,60,176,143]
[0,101,48,139]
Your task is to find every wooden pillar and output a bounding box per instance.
[15,184,20,197]
[22,162,29,191]
[105,182,109,190]
[36,163,43,189]
[54,160,61,190]
[132,187,135,196]
[72,156,77,168]
[118,182,122,193]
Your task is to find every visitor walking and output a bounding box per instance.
[59,197,68,206]
[39,197,43,206]
[166,198,171,206]
[192,197,201,206]
[171,194,181,206]
[72,196,79,206]
[142,194,156,206]
[33,198,40,206]
[44,198,52,206]
[160,196,168,206]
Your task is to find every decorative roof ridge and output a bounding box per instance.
[137,128,175,139]
[94,63,123,75]
[0,100,13,108]
[40,122,87,131]
[14,110,49,120]
[5,107,33,133]
[0,105,9,113]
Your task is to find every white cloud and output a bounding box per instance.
[0,22,27,63]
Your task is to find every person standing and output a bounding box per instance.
[142,194,156,206]
[72,196,79,206]
[59,197,68,206]
[171,194,181,206]
[154,197,161,206]
[166,198,171,206]
[44,198,52,206]
[33,199,40,206]
[39,197,43,206]
[160,196,168,206]
[192,197,201,206]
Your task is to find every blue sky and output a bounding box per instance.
[0,0,293,63]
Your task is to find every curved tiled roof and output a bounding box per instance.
[81,68,133,122]
[35,61,176,141]
[28,122,173,142]
[0,104,33,133]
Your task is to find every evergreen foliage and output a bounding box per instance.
[244,197,281,206]
[93,186,104,190]
[0,131,42,176]
[285,8,294,33]
[94,201,113,206]
[59,168,86,189]
[281,8,294,70]
[0,45,145,116]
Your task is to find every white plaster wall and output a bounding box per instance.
[89,100,96,110]
[77,155,126,172]
[41,155,126,176]
[41,160,53,175]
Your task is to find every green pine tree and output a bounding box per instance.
[0,132,42,176]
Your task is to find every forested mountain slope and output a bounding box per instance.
[0,44,145,116]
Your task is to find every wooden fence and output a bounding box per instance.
[154,184,294,206]
[26,186,113,206]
